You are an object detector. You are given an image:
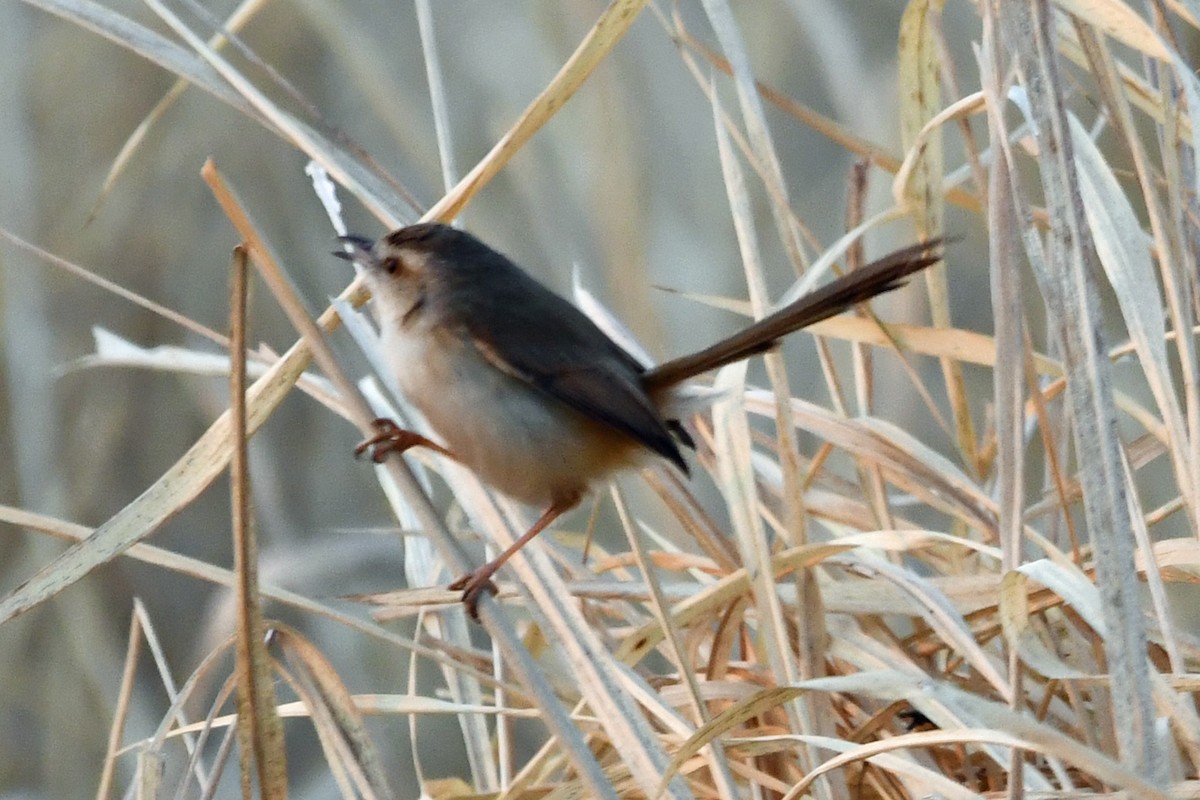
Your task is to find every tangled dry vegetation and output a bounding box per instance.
[3,1,1200,798]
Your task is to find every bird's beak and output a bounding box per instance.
[333,234,376,266]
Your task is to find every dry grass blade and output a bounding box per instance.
[899,2,979,482]
[666,12,984,215]
[76,328,348,419]
[709,86,801,644]
[897,1,945,237]
[1000,571,1087,680]
[0,504,510,686]
[762,397,997,529]
[1055,0,1171,59]
[610,486,740,796]
[998,1,1161,781]
[708,78,832,794]
[0,169,362,632]
[414,0,458,192]
[142,0,405,225]
[0,228,228,346]
[89,0,269,220]
[613,541,859,665]
[273,626,396,800]
[983,46,1030,786]
[658,686,809,796]
[120,680,541,746]
[129,600,222,789]
[918,681,1172,799]
[983,106,1027,570]
[700,0,805,269]
[20,0,260,118]
[775,729,1047,800]
[1070,115,1191,510]
[94,609,144,800]
[426,0,650,223]
[0,320,317,625]
[228,246,287,798]
[834,557,1009,696]
[181,672,239,798]
[201,161,371,431]
[452,498,693,799]
[1055,26,1192,138]
[1157,55,1200,536]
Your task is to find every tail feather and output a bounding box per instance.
[642,239,944,391]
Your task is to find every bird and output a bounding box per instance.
[337,223,942,616]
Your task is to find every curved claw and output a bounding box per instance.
[448,570,499,620]
[354,418,406,463]
[354,418,461,465]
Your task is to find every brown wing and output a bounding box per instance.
[447,249,689,474]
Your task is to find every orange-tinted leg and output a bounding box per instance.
[449,493,581,618]
[354,417,459,463]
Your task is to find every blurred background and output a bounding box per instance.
[0,1,983,797]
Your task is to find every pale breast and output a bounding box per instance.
[381,323,642,506]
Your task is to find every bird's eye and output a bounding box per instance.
[381,257,400,275]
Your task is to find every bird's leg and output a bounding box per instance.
[449,493,582,619]
[354,417,459,463]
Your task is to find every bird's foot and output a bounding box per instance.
[354,418,455,463]
[448,569,500,620]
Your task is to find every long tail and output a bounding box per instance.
[642,239,944,391]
